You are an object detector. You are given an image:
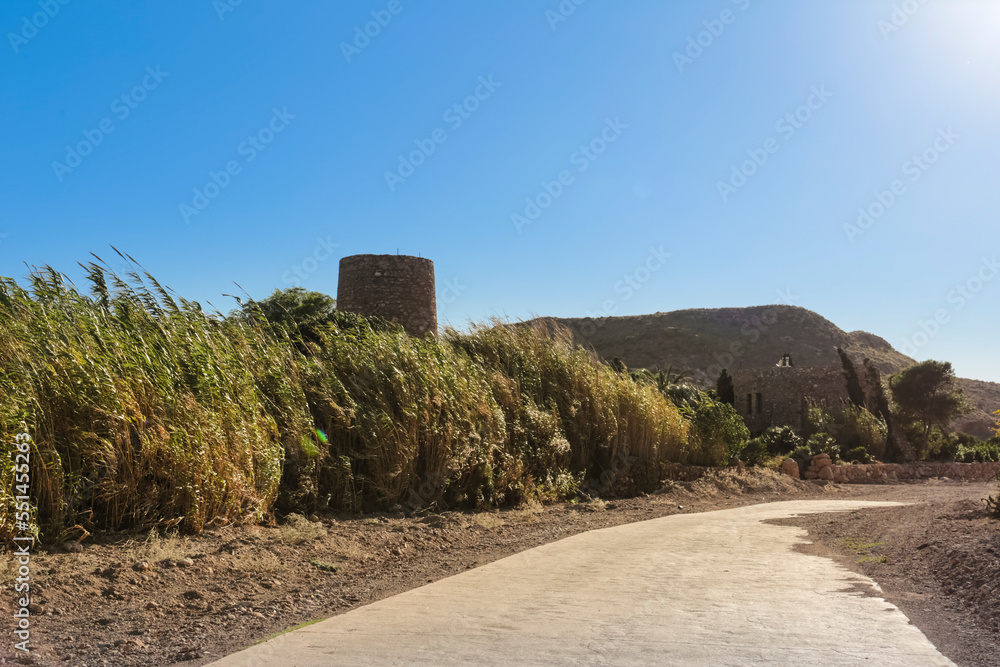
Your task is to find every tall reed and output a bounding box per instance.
[0,262,693,543]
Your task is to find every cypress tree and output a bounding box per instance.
[837,347,866,408]
[716,368,735,406]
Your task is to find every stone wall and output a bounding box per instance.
[780,456,1000,483]
[337,254,437,337]
[828,461,999,483]
[732,360,875,436]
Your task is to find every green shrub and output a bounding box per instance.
[929,431,973,462]
[682,396,750,466]
[760,426,803,456]
[792,433,839,464]
[801,404,834,441]
[924,431,1000,463]
[716,369,735,406]
[806,433,839,459]
[661,383,703,410]
[833,404,887,461]
[842,446,875,464]
[740,438,770,466]
[956,440,1000,463]
[790,446,813,464]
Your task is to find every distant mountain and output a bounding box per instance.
[531,305,1000,439]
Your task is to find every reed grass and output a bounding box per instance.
[0,260,699,543]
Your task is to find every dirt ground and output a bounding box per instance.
[1,470,997,666]
[776,482,1000,667]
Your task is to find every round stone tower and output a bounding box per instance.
[337,254,437,337]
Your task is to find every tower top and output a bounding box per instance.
[336,254,437,337]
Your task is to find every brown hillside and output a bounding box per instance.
[531,305,1000,438]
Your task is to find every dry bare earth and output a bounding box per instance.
[1,471,997,666]
[778,484,1000,667]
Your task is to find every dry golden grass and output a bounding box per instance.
[0,263,708,543]
[329,539,369,561]
[505,499,545,524]
[275,514,327,545]
[577,497,607,511]
[123,530,192,565]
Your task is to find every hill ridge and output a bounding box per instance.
[529,305,998,439]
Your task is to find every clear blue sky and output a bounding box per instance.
[3,0,998,383]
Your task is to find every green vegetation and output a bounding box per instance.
[759,426,803,457]
[856,555,890,564]
[9,262,988,544]
[738,437,769,466]
[800,403,833,442]
[241,287,337,329]
[928,431,1000,463]
[804,433,838,457]
[715,368,735,407]
[956,440,1000,463]
[783,402,887,464]
[836,347,866,409]
[839,537,885,552]
[742,426,802,467]
[0,262,286,543]
[889,360,970,460]
[678,394,750,466]
[833,404,888,461]
[0,262,735,543]
[839,537,889,562]
[309,559,339,573]
[841,446,874,464]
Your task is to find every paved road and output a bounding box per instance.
[209,500,955,666]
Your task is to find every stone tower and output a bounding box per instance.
[337,254,437,337]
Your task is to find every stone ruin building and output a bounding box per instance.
[732,353,873,436]
[337,254,437,337]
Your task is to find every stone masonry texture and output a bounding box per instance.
[732,360,875,436]
[337,254,437,337]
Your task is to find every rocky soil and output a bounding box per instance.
[1,470,997,666]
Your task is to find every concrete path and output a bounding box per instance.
[209,500,955,666]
